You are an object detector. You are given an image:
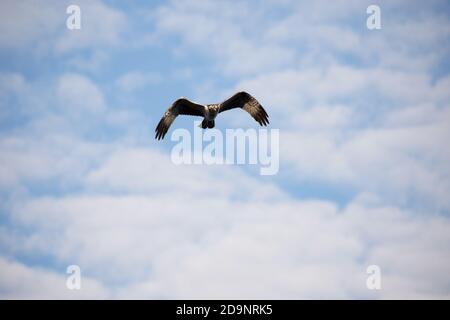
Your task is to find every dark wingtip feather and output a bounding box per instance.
[255,109,270,126]
[155,117,167,140]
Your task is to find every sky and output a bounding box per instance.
[0,0,450,299]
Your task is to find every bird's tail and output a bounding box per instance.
[199,119,214,129]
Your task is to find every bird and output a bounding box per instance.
[155,91,269,140]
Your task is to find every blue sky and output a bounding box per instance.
[1,0,450,298]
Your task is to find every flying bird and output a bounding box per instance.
[155,91,269,140]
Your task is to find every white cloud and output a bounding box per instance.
[153,0,296,76]
[0,134,110,189]
[115,72,161,92]
[66,50,111,73]
[0,257,109,299]
[0,0,128,54]
[55,1,128,53]
[4,180,450,298]
[281,116,450,211]
[57,73,106,115]
[291,105,354,131]
[0,0,61,49]
[0,73,27,94]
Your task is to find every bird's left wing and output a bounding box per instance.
[219,91,269,126]
[155,98,205,140]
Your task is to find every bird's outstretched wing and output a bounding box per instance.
[219,91,269,126]
[155,98,205,140]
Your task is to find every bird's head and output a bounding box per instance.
[207,104,219,115]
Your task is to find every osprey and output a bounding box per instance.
[155,91,269,140]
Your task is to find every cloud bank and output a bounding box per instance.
[0,0,450,299]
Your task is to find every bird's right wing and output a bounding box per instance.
[155,98,205,140]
